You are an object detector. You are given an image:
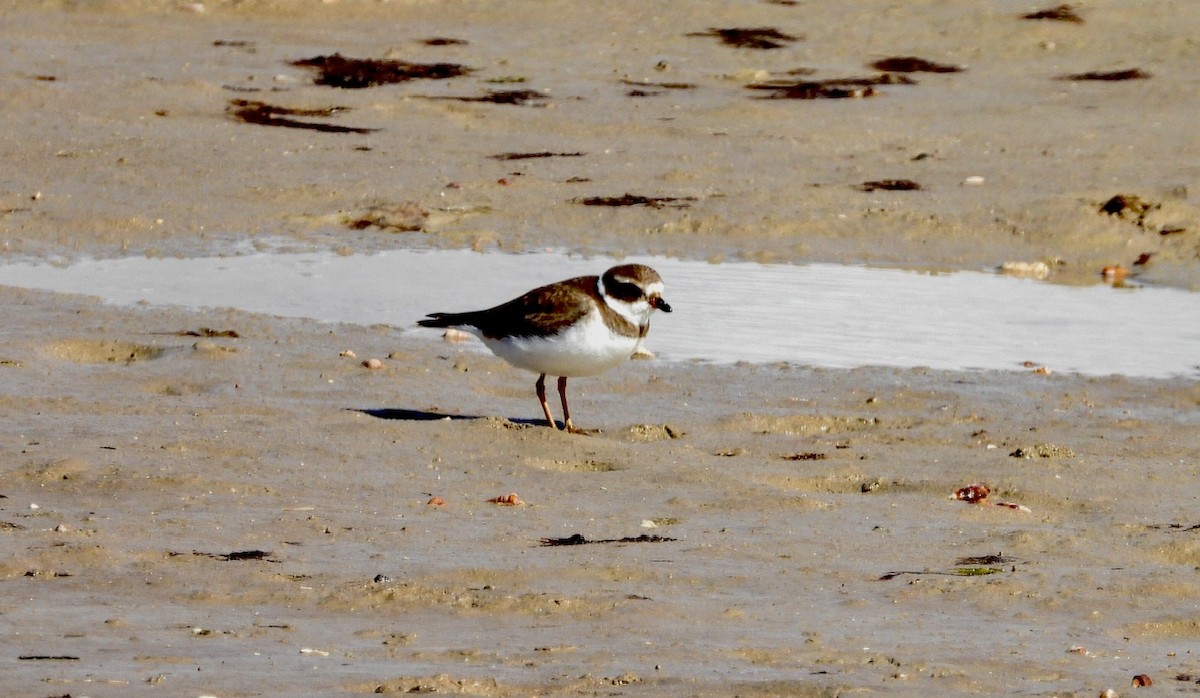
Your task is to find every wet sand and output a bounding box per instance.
[4,285,1200,696]
[3,1,1200,696]
[2,0,1198,286]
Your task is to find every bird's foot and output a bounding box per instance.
[563,421,599,436]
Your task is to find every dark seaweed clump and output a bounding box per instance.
[1059,68,1151,81]
[747,74,915,100]
[489,152,585,161]
[1022,4,1084,23]
[540,533,676,547]
[461,89,546,105]
[688,27,801,49]
[1100,194,1153,219]
[291,54,473,88]
[858,179,923,192]
[193,549,277,562]
[870,56,963,73]
[424,89,548,106]
[227,100,377,134]
[572,194,696,208]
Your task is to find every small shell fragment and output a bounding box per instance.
[953,483,990,503]
[339,350,357,358]
[999,261,1050,279]
[1101,265,1128,283]
[443,328,472,343]
[487,493,524,506]
[1131,674,1152,687]
[426,496,447,507]
[951,484,1031,511]
[362,358,384,369]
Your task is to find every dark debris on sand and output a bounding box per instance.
[227,99,377,134]
[747,74,915,100]
[687,27,801,49]
[540,533,677,547]
[571,194,696,208]
[1022,4,1085,23]
[1059,68,1152,81]
[292,53,473,88]
[423,89,548,106]
[858,179,923,192]
[870,56,963,73]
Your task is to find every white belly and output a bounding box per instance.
[480,312,639,377]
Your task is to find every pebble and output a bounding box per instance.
[999,261,1050,279]
[1101,265,1129,283]
[963,175,985,186]
[362,358,383,369]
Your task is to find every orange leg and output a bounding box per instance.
[535,374,559,429]
[557,376,578,433]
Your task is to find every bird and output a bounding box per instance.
[417,263,672,433]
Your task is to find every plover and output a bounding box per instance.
[418,263,672,432]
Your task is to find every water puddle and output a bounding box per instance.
[1,248,1197,379]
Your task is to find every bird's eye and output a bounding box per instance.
[611,281,643,302]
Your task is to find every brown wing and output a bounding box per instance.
[419,275,598,339]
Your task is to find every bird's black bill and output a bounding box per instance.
[655,298,672,313]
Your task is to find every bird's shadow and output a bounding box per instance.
[348,407,550,428]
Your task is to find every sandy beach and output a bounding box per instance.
[3,1,1200,695]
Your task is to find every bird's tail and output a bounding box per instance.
[417,312,471,329]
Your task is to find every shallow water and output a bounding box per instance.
[1,248,1197,379]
